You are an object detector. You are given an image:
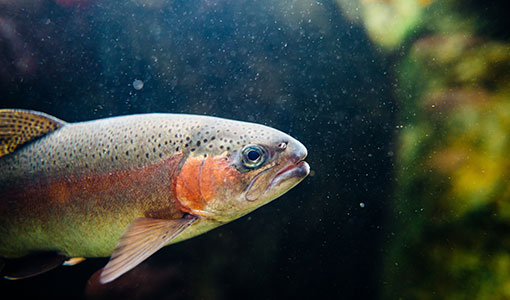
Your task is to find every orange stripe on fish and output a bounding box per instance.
[48,180,72,204]
[4,154,185,223]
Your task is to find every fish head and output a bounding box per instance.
[173,117,309,222]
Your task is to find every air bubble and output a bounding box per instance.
[132,79,144,90]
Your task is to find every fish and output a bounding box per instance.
[0,109,309,283]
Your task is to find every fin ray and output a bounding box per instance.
[99,215,198,284]
[0,109,66,157]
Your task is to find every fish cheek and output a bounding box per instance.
[174,156,209,213]
[174,155,243,217]
[201,156,246,215]
[244,167,276,202]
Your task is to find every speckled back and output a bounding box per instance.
[0,113,289,184]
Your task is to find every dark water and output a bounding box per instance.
[0,0,393,299]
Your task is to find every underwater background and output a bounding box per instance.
[0,0,509,299]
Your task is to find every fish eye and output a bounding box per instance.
[241,145,266,169]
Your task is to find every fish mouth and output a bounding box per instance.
[268,146,310,190]
[268,160,310,190]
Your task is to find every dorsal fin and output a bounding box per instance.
[0,109,66,158]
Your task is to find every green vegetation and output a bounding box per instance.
[338,0,510,298]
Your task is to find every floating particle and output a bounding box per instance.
[132,79,144,90]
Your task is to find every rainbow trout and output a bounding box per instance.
[0,109,309,283]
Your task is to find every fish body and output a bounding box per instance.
[0,110,309,282]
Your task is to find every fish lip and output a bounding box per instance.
[268,160,310,190]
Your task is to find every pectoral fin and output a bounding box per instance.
[99,214,199,284]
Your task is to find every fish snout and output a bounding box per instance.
[282,138,310,178]
[288,139,308,164]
